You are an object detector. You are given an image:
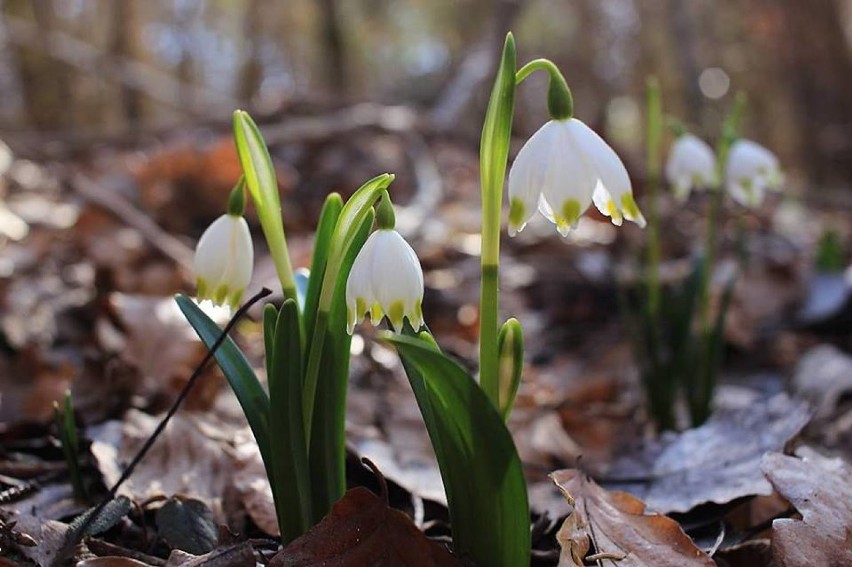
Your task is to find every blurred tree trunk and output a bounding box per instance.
[239,0,264,104]
[110,1,143,129]
[3,0,73,130]
[317,0,348,96]
[667,0,701,125]
[762,0,852,185]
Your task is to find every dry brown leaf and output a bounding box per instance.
[102,293,227,407]
[162,543,256,567]
[550,469,714,567]
[761,451,852,567]
[89,409,236,522]
[231,438,279,537]
[1,511,68,566]
[555,497,590,567]
[270,486,462,567]
[607,394,811,513]
[76,558,152,567]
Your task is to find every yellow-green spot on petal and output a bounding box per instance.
[356,297,368,318]
[197,278,209,300]
[605,199,623,226]
[388,300,405,331]
[213,284,229,305]
[412,299,424,329]
[508,197,526,229]
[346,306,357,333]
[227,288,245,310]
[562,199,581,226]
[621,194,646,227]
[370,301,384,324]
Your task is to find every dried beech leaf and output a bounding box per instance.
[761,451,852,567]
[89,410,236,522]
[608,394,811,513]
[162,542,256,567]
[555,504,589,567]
[75,557,151,567]
[269,487,462,566]
[231,440,279,536]
[550,469,714,567]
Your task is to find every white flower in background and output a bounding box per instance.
[665,133,718,200]
[346,229,424,333]
[194,214,254,309]
[725,139,782,207]
[507,118,645,237]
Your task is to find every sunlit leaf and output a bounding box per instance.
[382,334,530,567]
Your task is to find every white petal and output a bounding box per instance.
[194,214,254,306]
[346,230,382,330]
[567,118,632,201]
[538,120,596,235]
[566,118,643,226]
[726,139,780,205]
[508,121,562,235]
[194,215,234,285]
[665,134,717,198]
[370,230,423,310]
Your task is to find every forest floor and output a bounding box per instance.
[0,113,850,566]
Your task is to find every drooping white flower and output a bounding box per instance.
[725,139,782,207]
[346,229,424,333]
[665,133,718,200]
[507,118,645,237]
[194,214,254,309]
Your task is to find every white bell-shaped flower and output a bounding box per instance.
[508,118,645,237]
[194,214,254,309]
[346,229,424,333]
[665,134,718,201]
[725,139,782,207]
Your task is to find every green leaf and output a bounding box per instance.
[308,209,374,519]
[175,295,272,475]
[315,174,393,312]
[233,110,297,300]
[383,334,531,567]
[304,193,343,344]
[269,299,313,542]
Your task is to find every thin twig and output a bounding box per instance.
[71,174,195,271]
[58,288,271,559]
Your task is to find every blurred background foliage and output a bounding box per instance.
[1,0,852,199]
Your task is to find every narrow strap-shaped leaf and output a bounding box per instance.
[304,193,343,345]
[233,111,297,301]
[269,299,313,542]
[383,334,531,567]
[263,304,277,385]
[175,295,272,475]
[308,209,374,519]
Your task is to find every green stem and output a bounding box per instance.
[645,77,663,318]
[515,59,573,120]
[479,264,500,403]
[478,34,515,408]
[698,93,746,332]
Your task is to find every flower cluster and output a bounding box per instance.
[664,132,781,207]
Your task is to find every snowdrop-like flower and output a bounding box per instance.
[194,213,254,309]
[725,139,782,207]
[346,229,424,333]
[665,134,718,201]
[508,118,645,237]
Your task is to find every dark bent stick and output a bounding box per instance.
[57,288,272,561]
